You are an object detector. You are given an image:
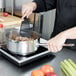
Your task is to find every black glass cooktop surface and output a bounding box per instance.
[1,46,48,59]
[0,46,55,66]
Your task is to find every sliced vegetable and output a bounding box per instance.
[60,59,76,76]
[68,59,76,70]
[61,65,69,76]
[61,62,73,76]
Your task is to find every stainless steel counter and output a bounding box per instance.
[0,41,76,76]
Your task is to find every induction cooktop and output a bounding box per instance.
[0,45,55,66]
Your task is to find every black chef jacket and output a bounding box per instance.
[33,0,76,50]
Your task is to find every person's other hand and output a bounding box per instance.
[47,32,67,52]
[22,2,37,19]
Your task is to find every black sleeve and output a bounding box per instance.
[33,0,56,13]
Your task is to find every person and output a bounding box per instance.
[22,0,76,52]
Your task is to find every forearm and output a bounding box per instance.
[62,27,76,39]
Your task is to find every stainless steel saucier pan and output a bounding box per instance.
[5,28,41,56]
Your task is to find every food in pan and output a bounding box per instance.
[8,35,35,41]
[8,31,40,41]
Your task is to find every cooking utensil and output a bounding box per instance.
[35,43,75,47]
[20,17,31,38]
[63,44,75,47]
[35,43,47,46]
[5,28,41,56]
[7,38,38,56]
[5,27,75,56]
[37,43,75,47]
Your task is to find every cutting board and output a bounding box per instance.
[0,13,21,28]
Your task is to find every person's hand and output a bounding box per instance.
[22,2,37,19]
[47,32,67,52]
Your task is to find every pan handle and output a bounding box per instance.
[36,43,75,47]
[36,43,47,46]
[63,44,75,47]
